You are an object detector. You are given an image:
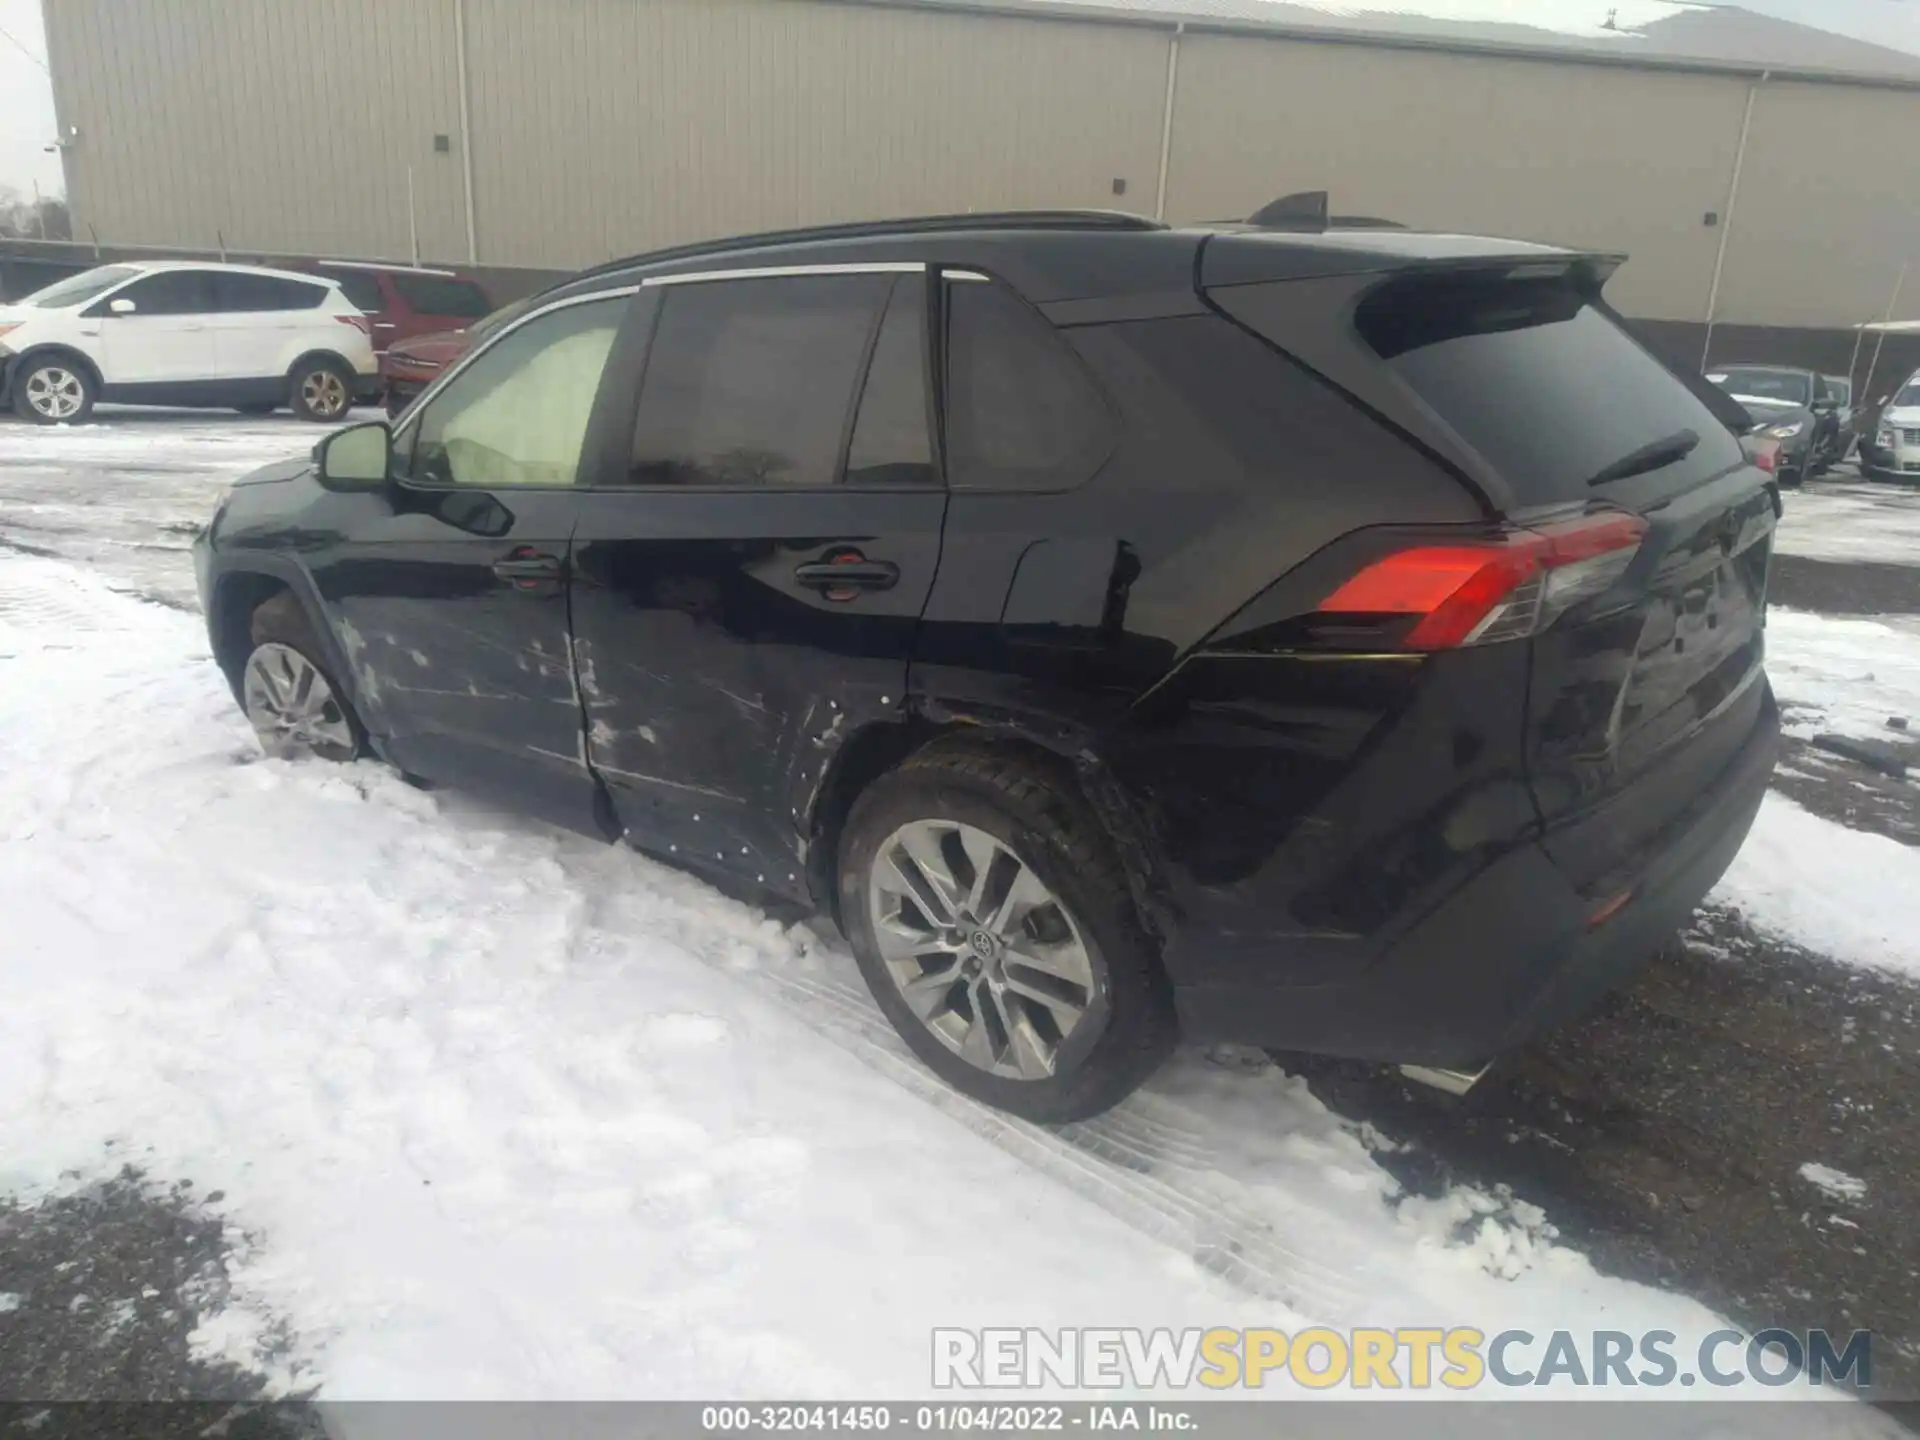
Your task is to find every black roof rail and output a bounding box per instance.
[580,210,1168,281]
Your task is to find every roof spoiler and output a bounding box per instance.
[1244,191,1408,232]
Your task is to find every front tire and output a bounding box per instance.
[838,745,1175,1122]
[241,593,365,762]
[288,359,355,423]
[12,356,97,424]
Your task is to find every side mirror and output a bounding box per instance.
[108,297,136,315]
[313,420,393,492]
[1812,397,1836,414]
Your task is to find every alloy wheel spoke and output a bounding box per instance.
[890,827,964,925]
[983,864,1052,940]
[999,966,1088,1031]
[998,992,1057,1079]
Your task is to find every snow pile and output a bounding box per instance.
[1709,794,1920,981]
[0,551,1755,1401]
[1798,1164,1869,1204]
[1765,609,1920,743]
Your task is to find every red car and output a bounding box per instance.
[295,261,494,360]
[378,293,537,417]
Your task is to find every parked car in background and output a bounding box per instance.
[1821,373,1859,461]
[1702,364,1840,484]
[1860,373,1920,479]
[194,211,1780,1121]
[297,261,493,363]
[378,293,538,418]
[0,261,376,424]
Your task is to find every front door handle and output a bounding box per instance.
[795,553,900,600]
[493,549,564,590]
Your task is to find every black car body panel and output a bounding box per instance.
[195,214,1778,1068]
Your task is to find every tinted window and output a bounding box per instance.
[1892,382,1920,407]
[944,277,1112,491]
[630,273,890,488]
[108,270,217,316]
[27,265,139,308]
[319,268,386,313]
[215,272,327,312]
[408,297,626,489]
[393,272,492,319]
[1706,367,1812,406]
[845,275,934,486]
[1358,273,1745,504]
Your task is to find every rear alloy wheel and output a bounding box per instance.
[839,747,1175,1122]
[289,360,354,423]
[13,358,96,424]
[868,819,1098,1082]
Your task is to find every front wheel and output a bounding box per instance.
[838,746,1175,1122]
[288,359,355,423]
[241,593,364,762]
[12,356,97,424]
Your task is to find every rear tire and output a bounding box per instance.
[12,355,97,424]
[241,593,365,762]
[838,744,1175,1122]
[288,358,355,423]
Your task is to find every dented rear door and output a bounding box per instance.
[568,268,945,898]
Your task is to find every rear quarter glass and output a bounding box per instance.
[1351,271,1746,510]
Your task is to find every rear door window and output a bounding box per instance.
[845,275,935,486]
[393,272,493,319]
[942,275,1113,491]
[214,272,327,312]
[628,272,892,487]
[1357,272,1744,505]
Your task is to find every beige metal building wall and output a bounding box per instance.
[1714,79,1920,329]
[1164,32,1754,322]
[458,0,1169,269]
[41,0,471,263]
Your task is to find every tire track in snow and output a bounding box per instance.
[705,961,1388,1323]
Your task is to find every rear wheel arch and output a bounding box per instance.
[285,347,357,381]
[813,724,1173,947]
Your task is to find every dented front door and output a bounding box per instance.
[307,487,599,835]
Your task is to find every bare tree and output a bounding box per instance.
[0,186,72,240]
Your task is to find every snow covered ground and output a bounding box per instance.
[1774,480,1920,567]
[2,414,1918,1413]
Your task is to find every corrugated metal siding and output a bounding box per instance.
[43,0,470,263]
[1712,79,1920,329]
[1166,32,1752,321]
[460,0,1168,268]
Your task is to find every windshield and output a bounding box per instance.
[1706,367,1810,406]
[24,265,140,309]
[1892,382,1920,408]
[1827,377,1852,405]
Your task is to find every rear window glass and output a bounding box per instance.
[1357,273,1744,505]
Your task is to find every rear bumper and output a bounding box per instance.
[1173,683,1779,1066]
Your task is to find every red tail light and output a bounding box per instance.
[1317,512,1649,650]
[1747,439,1779,475]
[335,314,373,337]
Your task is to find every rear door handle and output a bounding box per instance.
[795,556,899,598]
[493,550,564,588]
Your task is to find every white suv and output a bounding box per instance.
[0,261,378,425]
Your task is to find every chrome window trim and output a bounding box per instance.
[391,285,641,447]
[640,261,927,287]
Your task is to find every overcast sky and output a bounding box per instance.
[0,0,59,198]
[5,0,1920,199]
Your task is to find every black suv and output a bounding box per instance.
[194,212,1781,1121]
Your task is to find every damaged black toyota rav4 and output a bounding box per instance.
[194,211,1781,1122]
